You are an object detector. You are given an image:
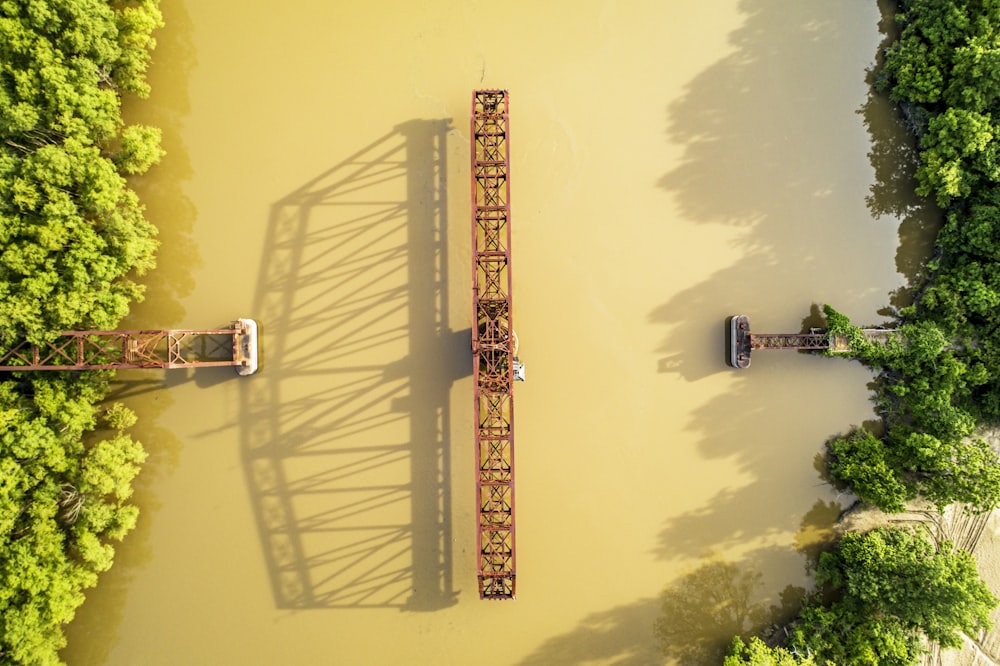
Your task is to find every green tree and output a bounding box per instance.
[725,636,816,666]
[916,108,997,207]
[828,429,909,513]
[789,527,995,665]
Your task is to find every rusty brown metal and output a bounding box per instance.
[472,89,516,600]
[730,315,902,369]
[749,332,830,351]
[0,321,256,372]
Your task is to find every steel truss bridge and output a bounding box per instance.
[729,314,899,368]
[0,319,258,375]
[749,332,829,351]
[472,90,517,599]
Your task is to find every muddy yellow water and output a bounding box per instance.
[63,1,937,664]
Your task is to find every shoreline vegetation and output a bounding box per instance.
[727,1,1000,664]
[0,1,163,663]
[3,1,998,665]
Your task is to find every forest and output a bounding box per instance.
[726,0,1000,663]
[0,1,163,663]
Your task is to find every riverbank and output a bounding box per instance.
[835,430,1000,665]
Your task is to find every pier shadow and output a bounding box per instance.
[240,119,466,610]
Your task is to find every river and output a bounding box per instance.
[62,1,938,664]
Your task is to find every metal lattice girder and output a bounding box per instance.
[0,322,257,372]
[749,333,830,350]
[472,89,516,600]
[476,208,508,253]
[479,443,512,483]
[476,256,510,301]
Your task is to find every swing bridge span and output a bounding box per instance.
[472,89,524,600]
[728,314,899,368]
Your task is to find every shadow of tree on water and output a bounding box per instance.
[654,554,806,666]
[514,597,664,666]
[61,1,197,661]
[861,0,944,320]
[650,0,893,572]
[650,504,840,665]
[513,547,815,666]
[119,0,199,329]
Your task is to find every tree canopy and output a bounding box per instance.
[0,0,163,663]
[0,0,163,346]
[818,0,1000,516]
[787,527,996,666]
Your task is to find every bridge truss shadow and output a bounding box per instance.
[240,119,467,610]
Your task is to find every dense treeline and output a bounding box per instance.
[0,1,162,663]
[727,0,1000,663]
[725,526,995,666]
[825,0,1000,518]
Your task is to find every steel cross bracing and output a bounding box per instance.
[749,333,830,351]
[472,89,516,600]
[0,321,257,372]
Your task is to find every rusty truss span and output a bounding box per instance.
[472,89,517,599]
[728,314,899,368]
[0,319,258,375]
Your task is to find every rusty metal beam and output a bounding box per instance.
[0,320,258,373]
[472,89,516,600]
[749,333,830,351]
[731,314,903,368]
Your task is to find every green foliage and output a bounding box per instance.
[879,0,973,105]
[0,0,162,663]
[822,305,1000,513]
[114,123,163,175]
[0,0,164,346]
[724,636,816,666]
[792,601,918,666]
[738,527,996,665]
[789,527,996,665]
[827,429,909,512]
[0,374,146,664]
[739,0,1000,661]
[0,127,159,346]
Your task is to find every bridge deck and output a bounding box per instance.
[729,315,899,368]
[472,89,516,600]
[0,318,258,374]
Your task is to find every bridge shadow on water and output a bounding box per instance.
[240,119,467,610]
